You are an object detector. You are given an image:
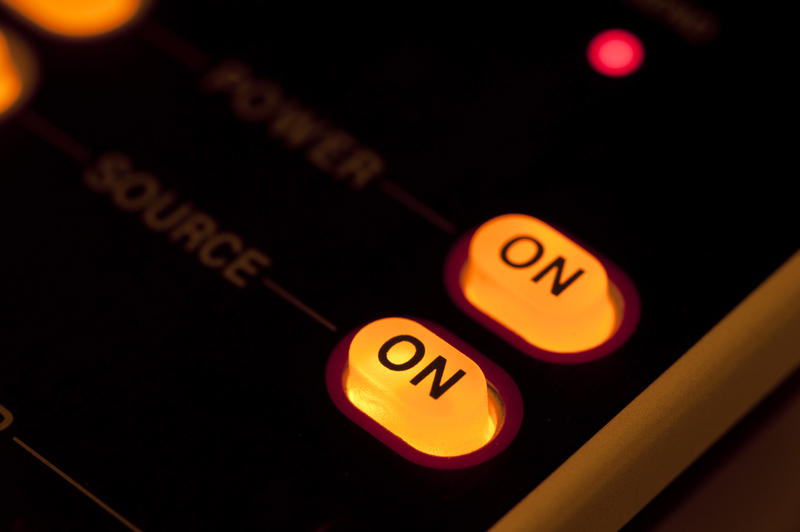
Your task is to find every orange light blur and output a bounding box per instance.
[1,0,143,37]
[345,317,498,457]
[0,30,23,114]
[461,214,618,353]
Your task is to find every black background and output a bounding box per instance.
[0,1,796,530]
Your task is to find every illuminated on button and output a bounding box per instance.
[1,0,144,37]
[0,27,34,117]
[327,318,523,468]
[0,30,22,114]
[459,214,621,354]
[344,317,497,457]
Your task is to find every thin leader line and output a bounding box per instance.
[379,179,458,235]
[13,437,143,532]
[17,109,92,163]
[138,20,211,72]
[262,277,338,332]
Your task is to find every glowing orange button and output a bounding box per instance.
[0,28,26,116]
[461,214,618,353]
[345,317,497,457]
[1,0,143,37]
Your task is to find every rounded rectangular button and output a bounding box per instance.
[326,317,521,468]
[1,0,144,37]
[446,214,639,361]
[0,28,33,117]
[347,317,495,457]
[0,31,22,114]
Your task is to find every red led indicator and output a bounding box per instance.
[587,29,644,77]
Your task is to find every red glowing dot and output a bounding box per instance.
[587,29,644,77]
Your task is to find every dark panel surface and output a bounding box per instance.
[0,2,795,530]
